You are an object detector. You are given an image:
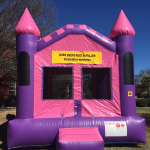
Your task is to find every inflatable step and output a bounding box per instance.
[57,127,104,150]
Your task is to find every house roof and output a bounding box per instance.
[110,9,135,39]
[14,8,40,37]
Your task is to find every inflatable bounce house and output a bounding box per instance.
[8,8,146,150]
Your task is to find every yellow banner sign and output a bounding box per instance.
[52,51,102,64]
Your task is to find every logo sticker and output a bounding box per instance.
[104,121,127,137]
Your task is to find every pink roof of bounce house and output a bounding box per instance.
[14,8,40,37]
[110,10,135,39]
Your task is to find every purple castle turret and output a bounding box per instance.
[110,10,136,116]
[14,8,40,119]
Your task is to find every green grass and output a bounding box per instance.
[136,107,150,113]
[0,108,149,150]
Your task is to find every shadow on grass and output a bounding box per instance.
[0,114,16,150]
[11,145,56,150]
[137,113,150,128]
[0,121,9,150]
[105,143,140,148]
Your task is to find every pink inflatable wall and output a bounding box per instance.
[34,34,121,118]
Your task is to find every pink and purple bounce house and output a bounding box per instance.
[8,8,146,150]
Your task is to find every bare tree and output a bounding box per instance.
[0,0,58,76]
[141,74,150,97]
[135,68,150,96]
[135,68,150,86]
[135,74,141,88]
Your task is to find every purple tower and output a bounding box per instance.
[110,10,136,116]
[14,8,40,119]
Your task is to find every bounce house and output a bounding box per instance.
[8,8,146,150]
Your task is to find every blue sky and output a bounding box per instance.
[52,0,150,75]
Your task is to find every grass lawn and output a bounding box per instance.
[0,107,149,150]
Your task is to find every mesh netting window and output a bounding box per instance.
[82,67,111,99]
[43,67,72,99]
